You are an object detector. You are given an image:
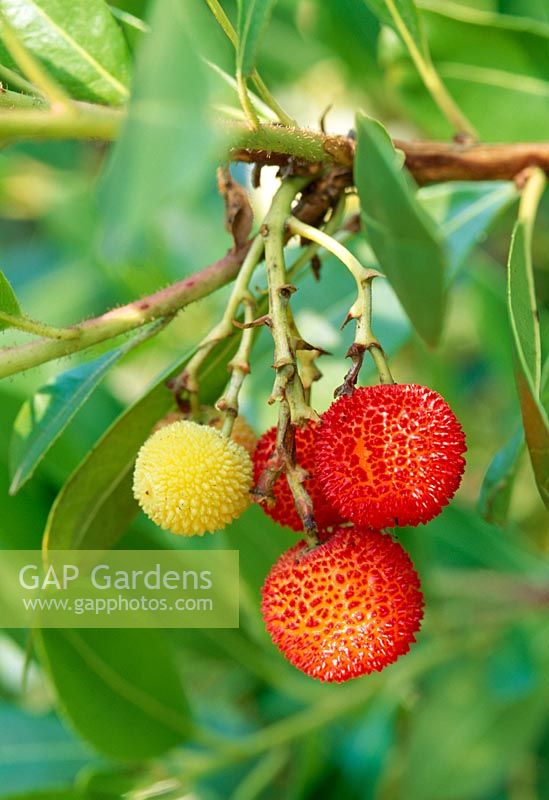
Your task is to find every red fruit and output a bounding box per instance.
[315,384,466,529]
[253,421,343,532]
[261,526,424,682]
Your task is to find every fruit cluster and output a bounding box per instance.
[133,383,466,684]
[255,383,466,682]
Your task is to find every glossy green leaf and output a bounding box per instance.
[9,325,160,495]
[44,340,234,553]
[236,0,276,77]
[98,0,224,262]
[0,268,21,332]
[0,0,130,105]
[507,178,548,507]
[36,628,191,760]
[383,2,549,140]
[477,428,524,527]
[355,112,447,345]
[418,181,518,277]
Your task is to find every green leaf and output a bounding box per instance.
[355,112,447,345]
[98,0,224,262]
[507,172,548,507]
[418,181,518,277]
[9,325,160,495]
[36,628,192,760]
[400,637,549,800]
[0,0,130,105]
[477,428,524,527]
[236,0,276,77]
[44,340,235,553]
[364,0,428,56]
[499,0,549,25]
[0,792,83,800]
[514,368,549,508]
[0,705,95,797]
[383,2,549,140]
[0,268,21,332]
[508,225,541,391]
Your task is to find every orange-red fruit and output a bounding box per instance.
[261,526,423,682]
[315,384,466,529]
[253,421,343,532]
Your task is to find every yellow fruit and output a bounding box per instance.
[133,420,253,535]
[152,407,257,455]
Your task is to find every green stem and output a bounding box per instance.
[237,69,260,130]
[0,246,250,379]
[234,122,341,163]
[286,217,394,385]
[0,12,73,110]
[0,312,82,340]
[219,297,256,437]
[174,235,265,395]
[384,0,476,138]
[518,167,546,227]
[203,0,297,127]
[195,638,458,766]
[262,179,314,423]
[0,88,45,109]
[286,195,347,281]
[0,105,123,142]
[260,177,320,546]
[231,748,289,800]
[287,216,364,283]
[0,63,41,95]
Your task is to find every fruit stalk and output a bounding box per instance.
[217,295,256,437]
[169,234,265,400]
[286,216,394,390]
[259,177,320,546]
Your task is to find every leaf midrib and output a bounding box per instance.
[26,0,129,99]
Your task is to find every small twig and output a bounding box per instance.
[217,296,256,437]
[203,0,297,128]
[0,63,41,96]
[261,180,317,424]
[237,69,260,131]
[285,216,394,390]
[383,0,476,139]
[0,312,82,341]
[0,241,254,379]
[169,235,265,398]
[230,123,549,183]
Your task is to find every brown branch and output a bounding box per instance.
[230,124,549,184]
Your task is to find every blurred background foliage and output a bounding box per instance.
[0,0,548,798]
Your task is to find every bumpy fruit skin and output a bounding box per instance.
[153,407,257,455]
[133,420,253,535]
[261,526,423,682]
[315,384,466,529]
[253,421,343,532]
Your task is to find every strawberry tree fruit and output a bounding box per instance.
[315,384,466,529]
[133,420,253,535]
[261,526,424,682]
